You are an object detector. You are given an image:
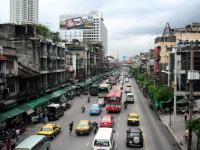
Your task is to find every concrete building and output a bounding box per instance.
[0,24,66,106]
[154,22,200,85]
[60,11,108,52]
[0,45,18,110]
[10,0,39,24]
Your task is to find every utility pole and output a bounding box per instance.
[188,42,194,150]
[173,47,177,131]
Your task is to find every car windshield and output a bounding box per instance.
[98,99,104,102]
[129,116,139,119]
[128,132,140,138]
[102,117,111,122]
[41,127,53,132]
[127,95,133,98]
[79,122,88,127]
[94,139,109,147]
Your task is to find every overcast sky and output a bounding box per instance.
[0,0,200,58]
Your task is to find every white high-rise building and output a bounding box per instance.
[60,11,108,52]
[10,0,38,24]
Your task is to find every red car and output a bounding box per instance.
[100,115,114,128]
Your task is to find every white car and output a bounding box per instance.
[126,93,134,103]
[125,87,131,93]
[97,98,105,107]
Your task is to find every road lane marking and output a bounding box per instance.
[118,117,120,120]
[86,142,89,146]
[118,123,120,127]
[116,132,119,136]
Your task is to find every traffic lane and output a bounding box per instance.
[130,78,180,150]
[111,98,146,150]
[50,95,100,150]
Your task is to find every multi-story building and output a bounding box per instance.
[60,11,108,52]
[154,22,200,85]
[10,0,39,24]
[0,45,18,110]
[0,24,66,106]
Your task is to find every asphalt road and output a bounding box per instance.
[19,77,180,150]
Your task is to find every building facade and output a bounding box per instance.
[10,0,39,24]
[60,11,108,53]
[0,24,66,106]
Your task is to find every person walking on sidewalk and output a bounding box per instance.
[184,112,188,122]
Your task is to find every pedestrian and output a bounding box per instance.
[124,101,127,109]
[184,129,189,142]
[69,121,73,135]
[184,112,188,122]
[15,129,20,143]
[10,138,16,150]
[5,137,11,150]
[87,93,90,103]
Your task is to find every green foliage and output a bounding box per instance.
[154,87,173,102]
[186,118,200,137]
[36,24,61,43]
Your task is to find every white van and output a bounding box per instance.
[92,128,115,150]
[15,135,50,150]
[126,93,134,103]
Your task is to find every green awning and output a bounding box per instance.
[0,108,25,120]
[52,88,66,98]
[27,94,52,109]
[0,115,7,123]
[18,104,35,115]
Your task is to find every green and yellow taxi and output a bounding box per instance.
[37,123,61,139]
[127,113,140,125]
[75,120,92,135]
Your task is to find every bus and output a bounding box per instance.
[98,84,110,98]
[105,90,122,112]
[47,103,64,121]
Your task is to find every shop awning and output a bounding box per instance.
[0,108,25,120]
[18,104,35,115]
[0,55,7,61]
[27,94,53,109]
[0,115,7,123]
[52,88,66,98]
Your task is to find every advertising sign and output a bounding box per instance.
[60,15,93,30]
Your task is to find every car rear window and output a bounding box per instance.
[127,95,133,98]
[94,139,109,147]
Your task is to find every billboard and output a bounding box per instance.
[60,14,94,30]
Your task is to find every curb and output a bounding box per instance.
[163,122,184,150]
[150,103,183,150]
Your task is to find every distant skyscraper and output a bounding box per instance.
[10,0,39,24]
[60,11,108,52]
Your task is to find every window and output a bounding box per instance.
[94,139,109,147]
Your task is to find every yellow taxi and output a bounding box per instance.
[37,123,61,139]
[127,113,140,125]
[75,120,92,135]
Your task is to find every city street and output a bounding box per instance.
[18,77,180,150]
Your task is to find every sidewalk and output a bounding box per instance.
[159,113,187,150]
[159,112,200,150]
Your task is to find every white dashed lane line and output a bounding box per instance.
[86,142,89,147]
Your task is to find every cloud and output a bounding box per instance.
[1,0,200,57]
